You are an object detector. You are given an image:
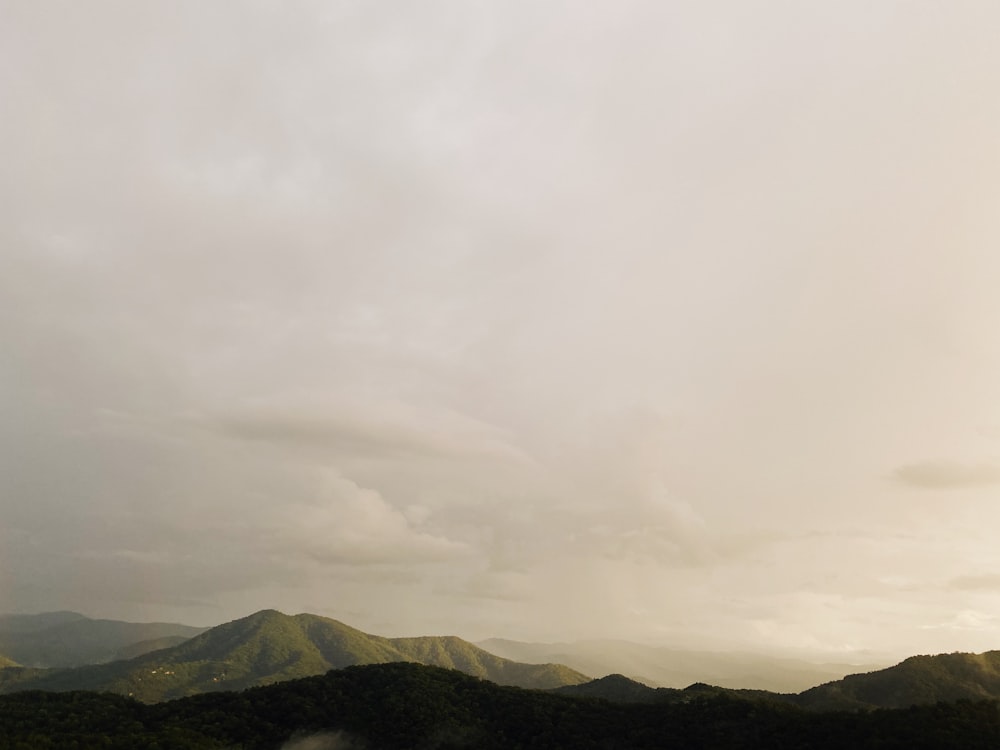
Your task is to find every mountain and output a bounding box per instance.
[390,634,585,688]
[477,637,885,692]
[552,673,793,708]
[0,611,207,667]
[552,672,664,703]
[797,650,1000,711]
[0,653,18,668]
[0,609,588,701]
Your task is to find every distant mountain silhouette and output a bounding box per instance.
[477,636,885,692]
[552,672,789,707]
[0,611,89,634]
[552,650,1000,712]
[0,609,588,701]
[0,612,207,667]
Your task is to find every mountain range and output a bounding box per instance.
[478,636,885,692]
[5,608,1000,715]
[553,651,1000,713]
[0,610,207,668]
[0,609,587,701]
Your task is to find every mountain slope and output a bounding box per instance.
[0,609,588,701]
[0,612,207,667]
[111,635,194,661]
[389,634,585,689]
[798,650,1000,711]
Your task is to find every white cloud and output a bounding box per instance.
[272,472,470,565]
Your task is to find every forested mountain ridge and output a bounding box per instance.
[0,609,587,701]
[3,662,1000,749]
[798,650,1000,711]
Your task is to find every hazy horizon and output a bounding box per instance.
[4,1,1000,661]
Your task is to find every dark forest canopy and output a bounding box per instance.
[2,662,1000,749]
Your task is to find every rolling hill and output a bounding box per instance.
[0,611,207,667]
[0,609,588,701]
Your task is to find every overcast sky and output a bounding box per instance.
[3,1,1000,660]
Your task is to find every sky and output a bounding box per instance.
[3,1,1000,660]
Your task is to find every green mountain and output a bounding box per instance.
[389,634,585,688]
[0,612,207,667]
[0,609,588,701]
[797,650,1000,711]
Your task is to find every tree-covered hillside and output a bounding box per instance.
[798,651,1000,711]
[2,662,1000,749]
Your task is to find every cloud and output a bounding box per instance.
[6,0,1000,657]
[447,569,533,602]
[271,472,471,565]
[568,483,715,567]
[212,397,529,464]
[891,460,1000,490]
[919,610,1000,633]
[947,574,1000,592]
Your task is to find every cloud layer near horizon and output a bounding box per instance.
[4,1,1000,658]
